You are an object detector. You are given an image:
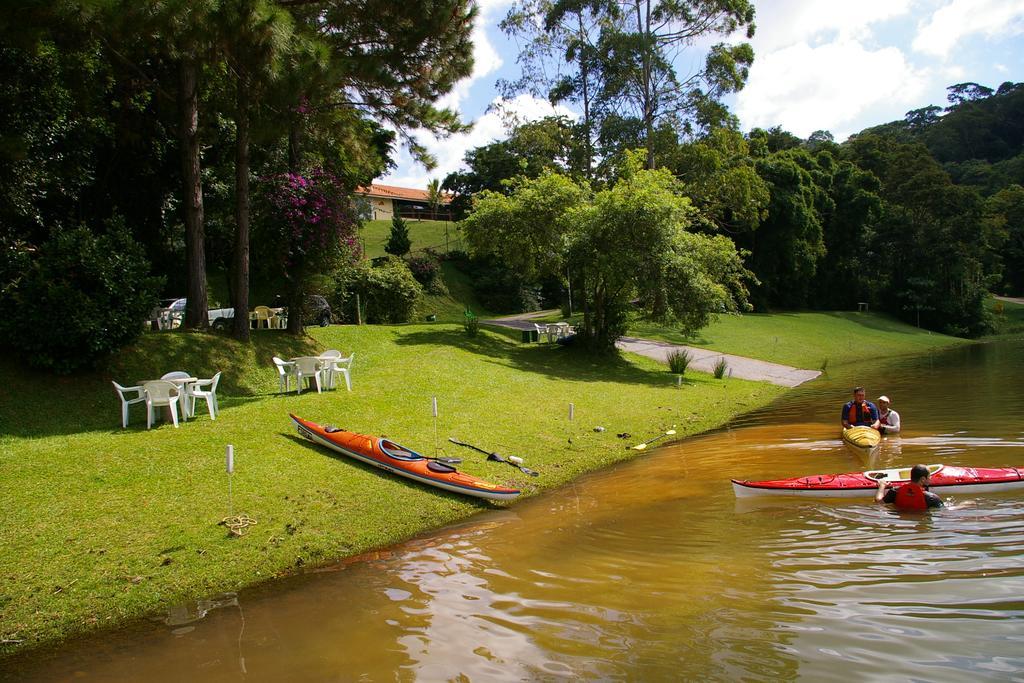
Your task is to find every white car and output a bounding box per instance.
[152,298,234,330]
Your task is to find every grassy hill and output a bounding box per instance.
[360,218,462,259]
[989,297,1024,337]
[418,261,495,323]
[0,325,781,654]
[627,311,968,369]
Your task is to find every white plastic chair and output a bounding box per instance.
[161,371,193,419]
[319,349,341,388]
[272,356,295,393]
[190,371,221,420]
[112,381,146,429]
[254,305,272,329]
[326,353,354,392]
[293,356,323,394]
[143,380,182,429]
[533,323,551,342]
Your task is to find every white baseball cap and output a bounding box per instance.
[878,395,890,403]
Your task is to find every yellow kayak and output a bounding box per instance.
[842,426,880,451]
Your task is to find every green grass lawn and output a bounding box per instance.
[988,297,1024,337]
[626,311,968,369]
[0,325,784,654]
[417,261,495,323]
[525,309,967,369]
[360,219,462,259]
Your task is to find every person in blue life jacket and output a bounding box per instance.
[841,386,880,430]
[875,463,943,510]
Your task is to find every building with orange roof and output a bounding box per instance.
[354,183,452,221]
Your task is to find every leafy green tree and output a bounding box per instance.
[258,168,359,330]
[809,151,883,309]
[501,0,755,170]
[0,220,162,372]
[385,214,412,257]
[986,184,1024,294]
[443,116,588,218]
[426,178,443,220]
[213,0,295,341]
[846,134,996,335]
[737,147,826,309]
[500,0,605,177]
[463,151,751,351]
[596,1,755,168]
[667,127,769,233]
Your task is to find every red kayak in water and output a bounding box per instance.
[290,414,521,502]
[732,463,1024,498]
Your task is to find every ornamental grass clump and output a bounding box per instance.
[713,357,729,379]
[463,309,480,337]
[667,349,692,375]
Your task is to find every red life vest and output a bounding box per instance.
[848,401,873,426]
[892,483,928,511]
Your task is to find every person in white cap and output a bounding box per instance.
[877,395,901,434]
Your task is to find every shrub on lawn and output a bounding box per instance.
[384,215,411,257]
[344,256,422,323]
[406,252,449,295]
[667,349,692,375]
[0,220,162,372]
[713,357,729,379]
[463,309,479,337]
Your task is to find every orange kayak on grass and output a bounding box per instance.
[290,414,521,502]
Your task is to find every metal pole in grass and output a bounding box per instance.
[226,444,234,518]
[221,445,256,537]
[432,397,439,457]
[569,403,574,422]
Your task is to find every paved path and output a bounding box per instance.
[995,295,1024,305]
[483,312,821,388]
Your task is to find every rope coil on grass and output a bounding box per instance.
[220,514,258,537]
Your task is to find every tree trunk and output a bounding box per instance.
[286,110,305,335]
[578,14,594,179]
[231,75,251,341]
[637,0,655,169]
[287,284,305,335]
[179,58,208,329]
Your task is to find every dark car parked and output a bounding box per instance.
[268,294,332,327]
[305,295,332,327]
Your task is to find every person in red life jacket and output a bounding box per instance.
[877,395,901,435]
[841,386,880,429]
[875,464,943,509]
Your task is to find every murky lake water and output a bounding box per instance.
[7,340,1024,681]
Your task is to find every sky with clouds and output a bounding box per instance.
[380,0,1024,190]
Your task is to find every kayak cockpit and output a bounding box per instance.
[379,439,424,461]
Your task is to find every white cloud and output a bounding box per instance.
[438,1,510,113]
[913,0,1024,57]
[380,95,576,189]
[748,0,913,51]
[735,38,928,139]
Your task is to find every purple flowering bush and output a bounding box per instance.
[264,168,360,277]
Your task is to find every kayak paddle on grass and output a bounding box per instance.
[631,427,677,451]
[448,437,540,477]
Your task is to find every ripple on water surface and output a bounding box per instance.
[5,340,1024,681]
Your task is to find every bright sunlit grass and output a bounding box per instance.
[359,218,460,259]
[626,310,968,369]
[0,324,783,653]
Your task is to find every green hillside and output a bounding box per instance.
[360,219,463,259]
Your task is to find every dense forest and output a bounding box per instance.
[445,80,1024,337]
